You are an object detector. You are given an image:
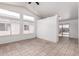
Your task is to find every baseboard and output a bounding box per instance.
[0,37,35,45]
[37,37,58,43]
[59,36,78,39]
[69,37,78,40]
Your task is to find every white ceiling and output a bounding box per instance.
[1,2,78,20]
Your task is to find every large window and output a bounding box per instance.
[23,15,35,21]
[0,18,20,36]
[0,9,20,18]
[23,15,35,34]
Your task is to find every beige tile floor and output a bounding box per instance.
[0,37,78,56]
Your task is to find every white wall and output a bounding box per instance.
[59,19,78,39]
[0,3,39,44]
[37,15,58,43]
[78,7,79,48]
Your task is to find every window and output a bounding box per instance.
[23,22,34,34]
[0,9,20,18]
[0,9,35,36]
[0,18,20,36]
[0,23,5,31]
[23,15,35,21]
[24,25,29,31]
[10,20,20,35]
[6,24,11,31]
[11,23,20,35]
[0,23,11,36]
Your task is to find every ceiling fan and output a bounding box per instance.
[28,2,39,5]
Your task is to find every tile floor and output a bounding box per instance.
[0,37,78,56]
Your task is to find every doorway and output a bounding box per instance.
[59,24,70,37]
